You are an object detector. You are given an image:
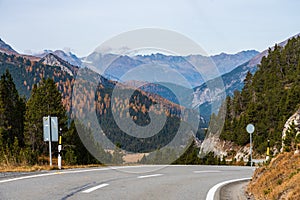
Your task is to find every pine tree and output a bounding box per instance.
[219,36,300,153]
[24,78,67,154]
[63,120,110,165]
[0,69,25,147]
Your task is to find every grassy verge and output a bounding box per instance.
[0,164,106,172]
[247,152,300,200]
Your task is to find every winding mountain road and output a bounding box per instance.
[0,165,254,200]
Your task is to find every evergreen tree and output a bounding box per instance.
[219,36,300,153]
[0,69,25,147]
[172,140,200,164]
[24,78,67,154]
[64,120,111,165]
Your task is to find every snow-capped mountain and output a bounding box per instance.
[34,49,82,67]
[40,53,78,76]
[0,38,18,54]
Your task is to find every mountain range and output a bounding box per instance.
[83,49,259,87]
[192,33,300,121]
[34,50,82,67]
[0,35,297,124]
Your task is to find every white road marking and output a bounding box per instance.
[137,174,163,179]
[0,173,56,184]
[0,166,143,184]
[82,183,109,193]
[206,177,251,200]
[193,170,221,173]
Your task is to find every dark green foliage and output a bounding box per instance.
[63,120,111,165]
[0,70,32,165]
[172,140,225,165]
[220,36,300,154]
[24,78,68,154]
[172,140,201,164]
[0,70,25,147]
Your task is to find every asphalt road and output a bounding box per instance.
[0,165,254,200]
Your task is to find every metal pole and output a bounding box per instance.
[266,139,270,161]
[250,132,252,167]
[58,128,62,170]
[48,115,52,167]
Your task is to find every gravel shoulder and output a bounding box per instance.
[219,180,254,200]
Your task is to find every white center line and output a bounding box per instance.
[193,170,221,173]
[82,183,109,193]
[137,174,163,179]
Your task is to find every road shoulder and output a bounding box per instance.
[219,180,254,200]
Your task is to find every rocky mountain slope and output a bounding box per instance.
[193,33,300,121]
[199,33,300,160]
[0,38,17,54]
[40,53,78,76]
[34,49,82,67]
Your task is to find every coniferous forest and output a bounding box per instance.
[0,70,105,166]
[1,36,300,167]
[0,52,205,167]
[220,36,300,154]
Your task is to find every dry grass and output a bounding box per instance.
[123,153,147,163]
[0,152,149,172]
[247,152,300,200]
[0,156,105,172]
[0,164,106,172]
[0,165,51,172]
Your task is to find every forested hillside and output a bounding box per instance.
[0,52,75,112]
[0,51,205,167]
[220,36,300,153]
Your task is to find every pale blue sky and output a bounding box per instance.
[0,0,299,57]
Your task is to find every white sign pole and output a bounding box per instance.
[246,124,255,167]
[250,131,252,167]
[58,128,62,170]
[48,115,52,167]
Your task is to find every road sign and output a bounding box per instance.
[246,124,255,134]
[246,123,255,167]
[43,116,59,167]
[43,116,58,142]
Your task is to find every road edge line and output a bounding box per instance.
[0,166,144,184]
[206,177,251,200]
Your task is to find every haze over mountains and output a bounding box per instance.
[0,37,259,81]
[192,33,300,120]
[1,33,299,164]
[0,34,296,124]
[83,49,259,87]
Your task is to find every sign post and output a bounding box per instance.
[266,139,270,161]
[49,115,52,166]
[246,124,255,167]
[43,116,58,167]
[58,128,62,169]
